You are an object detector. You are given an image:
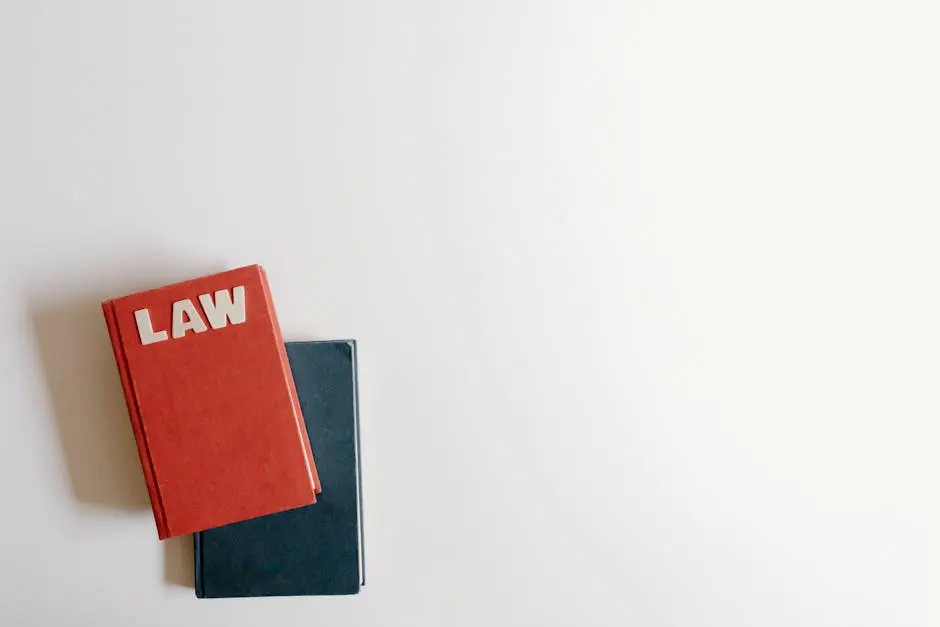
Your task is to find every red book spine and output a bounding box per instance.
[102,300,170,539]
[259,268,322,494]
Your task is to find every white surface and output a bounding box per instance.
[1,1,938,625]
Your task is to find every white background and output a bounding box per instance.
[1,1,938,625]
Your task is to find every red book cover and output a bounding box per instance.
[101,265,320,539]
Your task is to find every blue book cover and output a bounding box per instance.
[194,340,364,597]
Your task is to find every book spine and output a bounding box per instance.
[257,266,321,495]
[101,301,170,539]
[350,340,366,587]
[193,532,204,598]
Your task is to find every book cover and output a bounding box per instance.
[195,340,364,598]
[101,265,320,539]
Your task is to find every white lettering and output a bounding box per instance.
[134,309,169,345]
[198,285,246,329]
[172,298,208,338]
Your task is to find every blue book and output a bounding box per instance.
[194,340,364,597]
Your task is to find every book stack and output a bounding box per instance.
[101,265,364,598]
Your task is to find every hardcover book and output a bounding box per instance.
[195,340,364,598]
[101,265,320,539]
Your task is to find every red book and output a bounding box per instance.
[101,265,320,539]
